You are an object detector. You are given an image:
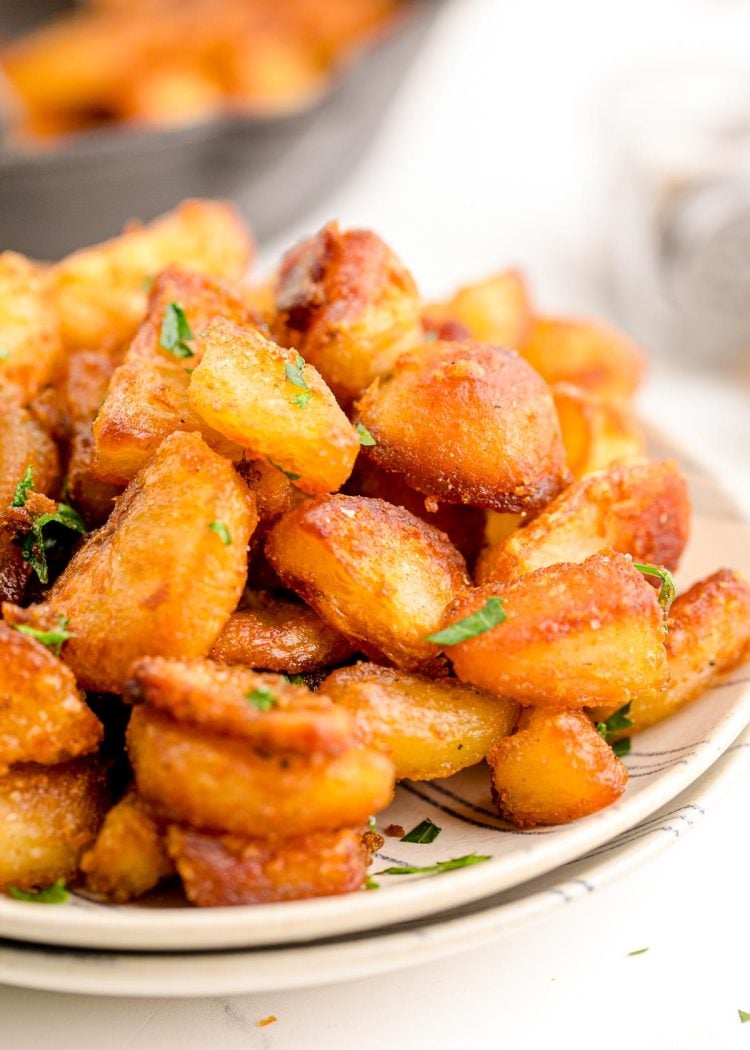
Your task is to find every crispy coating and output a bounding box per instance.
[476,460,691,584]
[127,706,395,837]
[189,318,359,494]
[80,789,174,902]
[444,550,669,708]
[0,252,63,407]
[356,341,570,513]
[5,432,254,692]
[167,824,369,907]
[92,268,255,485]
[236,456,298,536]
[0,623,102,775]
[521,316,646,401]
[323,663,519,780]
[273,222,423,406]
[0,757,109,891]
[488,708,628,827]
[423,270,531,349]
[126,657,357,755]
[210,591,355,674]
[552,382,646,478]
[265,495,469,671]
[49,199,253,351]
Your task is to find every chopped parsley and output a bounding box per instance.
[7,879,69,904]
[268,459,301,481]
[367,816,377,831]
[20,503,87,584]
[10,465,34,507]
[612,737,632,758]
[377,853,491,876]
[426,597,506,646]
[292,390,312,408]
[284,354,308,389]
[596,703,633,758]
[355,422,377,447]
[160,302,194,359]
[365,876,379,891]
[208,521,231,546]
[633,562,676,617]
[246,686,276,712]
[13,616,75,657]
[739,1010,750,1024]
[400,818,442,844]
[627,947,649,956]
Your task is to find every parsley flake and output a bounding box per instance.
[20,503,87,584]
[377,853,491,876]
[596,703,633,758]
[160,302,194,359]
[426,597,506,646]
[365,876,379,891]
[13,616,75,657]
[355,422,377,446]
[208,521,231,546]
[284,354,308,389]
[268,459,301,481]
[627,947,649,956]
[246,686,276,712]
[612,737,632,758]
[633,562,676,618]
[401,818,442,844]
[7,879,69,904]
[10,465,34,507]
[739,1010,750,1024]
[292,390,312,408]
[367,816,377,831]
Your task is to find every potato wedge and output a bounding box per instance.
[188,318,359,494]
[0,252,63,407]
[477,460,691,584]
[0,757,109,891]
[273,222,422,406]
[356,341,569,513]
[265,495,469,671]
[127,706,395,837]
[167,825,369,906]
[488,708,628,827]
[423,269,531,348]
[553,382,646,478]
[322,663,518,780]
[444,550,668,708]
[4,432,254,692]
[49,199,253,351]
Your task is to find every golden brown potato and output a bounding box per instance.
[0,758,109,891]
[477,460,691,584]
[443,550,668,708]
[322,663,519,780]
[265,495,469,671]
[356,341,569,513]
[235,455,298,536]
[49,199,253,351]
[80,789,174,902]
[423,270,531,349]
[520,316,646,401]
[487,708,628,827]
[210,590,355,673]
[167,824,369,907]
[92,268,255,485]
[127,706,395,837]
[553,382,646,478]
[189,318,359,494]
[273,222,422,407]
[0,252,63,407]
[126,657,357,756]
[0,622,102,775]
[4,432,254,692]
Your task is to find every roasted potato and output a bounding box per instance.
[265,495,469,671]
[167,825,369,907]
[189,318,360,494]
[477,460,691,584]
[0,758,109,891]
[127,706,395,837]
[4,432,254,692]
[0,252,63,407]
[273,222,423,407]
[322,663,519,780]
[553,382,646,478]
[443,550,669,708]
[423,269,531,349]
[236,455,298,536]
[356,341,570,513]
[488,708,628,827]
[210,590,355,674]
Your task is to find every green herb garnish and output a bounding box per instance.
[7,879,69,904]
[596,703,633,758]
[292,390,312,408]
[20,503,87,584]
[367,816,377,832]
[377,853,490,876]
[426,597,506,646]
[627,947,649,956]
[10,465,34,508]
[246,686,276,712]
[633,562,676,617]
[400,819,442,844]
[160,302,194,359]
[268,459,301,481]
[365,876,379,891]
[13,616,75,657]
[355,422,376,447]
[208,521,231,546]
[284,354,308,389]
[739,1010,750,1024]
[612,737,632,758]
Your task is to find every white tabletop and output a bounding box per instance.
[3,1,750,1046]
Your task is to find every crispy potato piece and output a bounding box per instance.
[210,591,354,674]
[553,382,646,478]
[0,623,102,775]
[189,318,359,494]
[265,495,469,671]
[0,758,109,891]
[49,199,253,351]
[127,657,357,756]
[323,663,519,780]
[92,268,254,485]
[0,252,63,407]
[488,708,628,827]
[521,316,645,401]
[423,270,531,348]
[444,550,668,708]
[477,460,691,584]
[356,341,569,513]
[127,706,395,837]
[273,222,422,407]
[80,789,174,902]
[167,825,368,907]
[4,432,253,692]
[484,511,524,548]
[235,455,298,536]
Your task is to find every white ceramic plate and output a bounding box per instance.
[0,722,746,998]
[0,435,748,953]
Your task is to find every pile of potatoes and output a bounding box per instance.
[1,202,749,907]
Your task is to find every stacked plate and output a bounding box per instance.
[2,433,749,997]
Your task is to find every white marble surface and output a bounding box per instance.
[2,0,749,1046]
